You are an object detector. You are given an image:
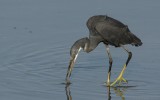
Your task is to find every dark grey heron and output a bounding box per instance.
[65,15,142,86]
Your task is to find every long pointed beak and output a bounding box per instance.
[65,48,81,84]
[66,56,76,83]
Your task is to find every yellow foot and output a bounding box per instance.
[104,76,127,87]
[110,64,128,86]
[110,76,128,86]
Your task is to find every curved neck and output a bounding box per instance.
[70,37,101,58]
[84,36,101,53]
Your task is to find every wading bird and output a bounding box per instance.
[65,15,142,86]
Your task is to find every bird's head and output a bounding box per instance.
[66,37,89,83]
[70,37,90,57]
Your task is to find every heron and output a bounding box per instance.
[65,15,142,86]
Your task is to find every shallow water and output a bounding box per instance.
[0,0,160,100]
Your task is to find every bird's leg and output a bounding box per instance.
[110,45,132,86]
[110,64,127,86]
[105,45,113,86]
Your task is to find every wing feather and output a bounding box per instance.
[95,17,132,46]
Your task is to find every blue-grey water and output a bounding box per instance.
[0,0,160,100]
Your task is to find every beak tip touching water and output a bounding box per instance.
[65,48,81,85]
[65,78,72,85]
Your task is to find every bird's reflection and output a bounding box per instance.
[65,84,127,100]
[107,86,126,100]
[65,84,72,100]
[107,87,112,100]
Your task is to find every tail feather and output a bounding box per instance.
[130,33,142,47]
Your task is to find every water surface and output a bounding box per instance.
[0,0,160,100]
